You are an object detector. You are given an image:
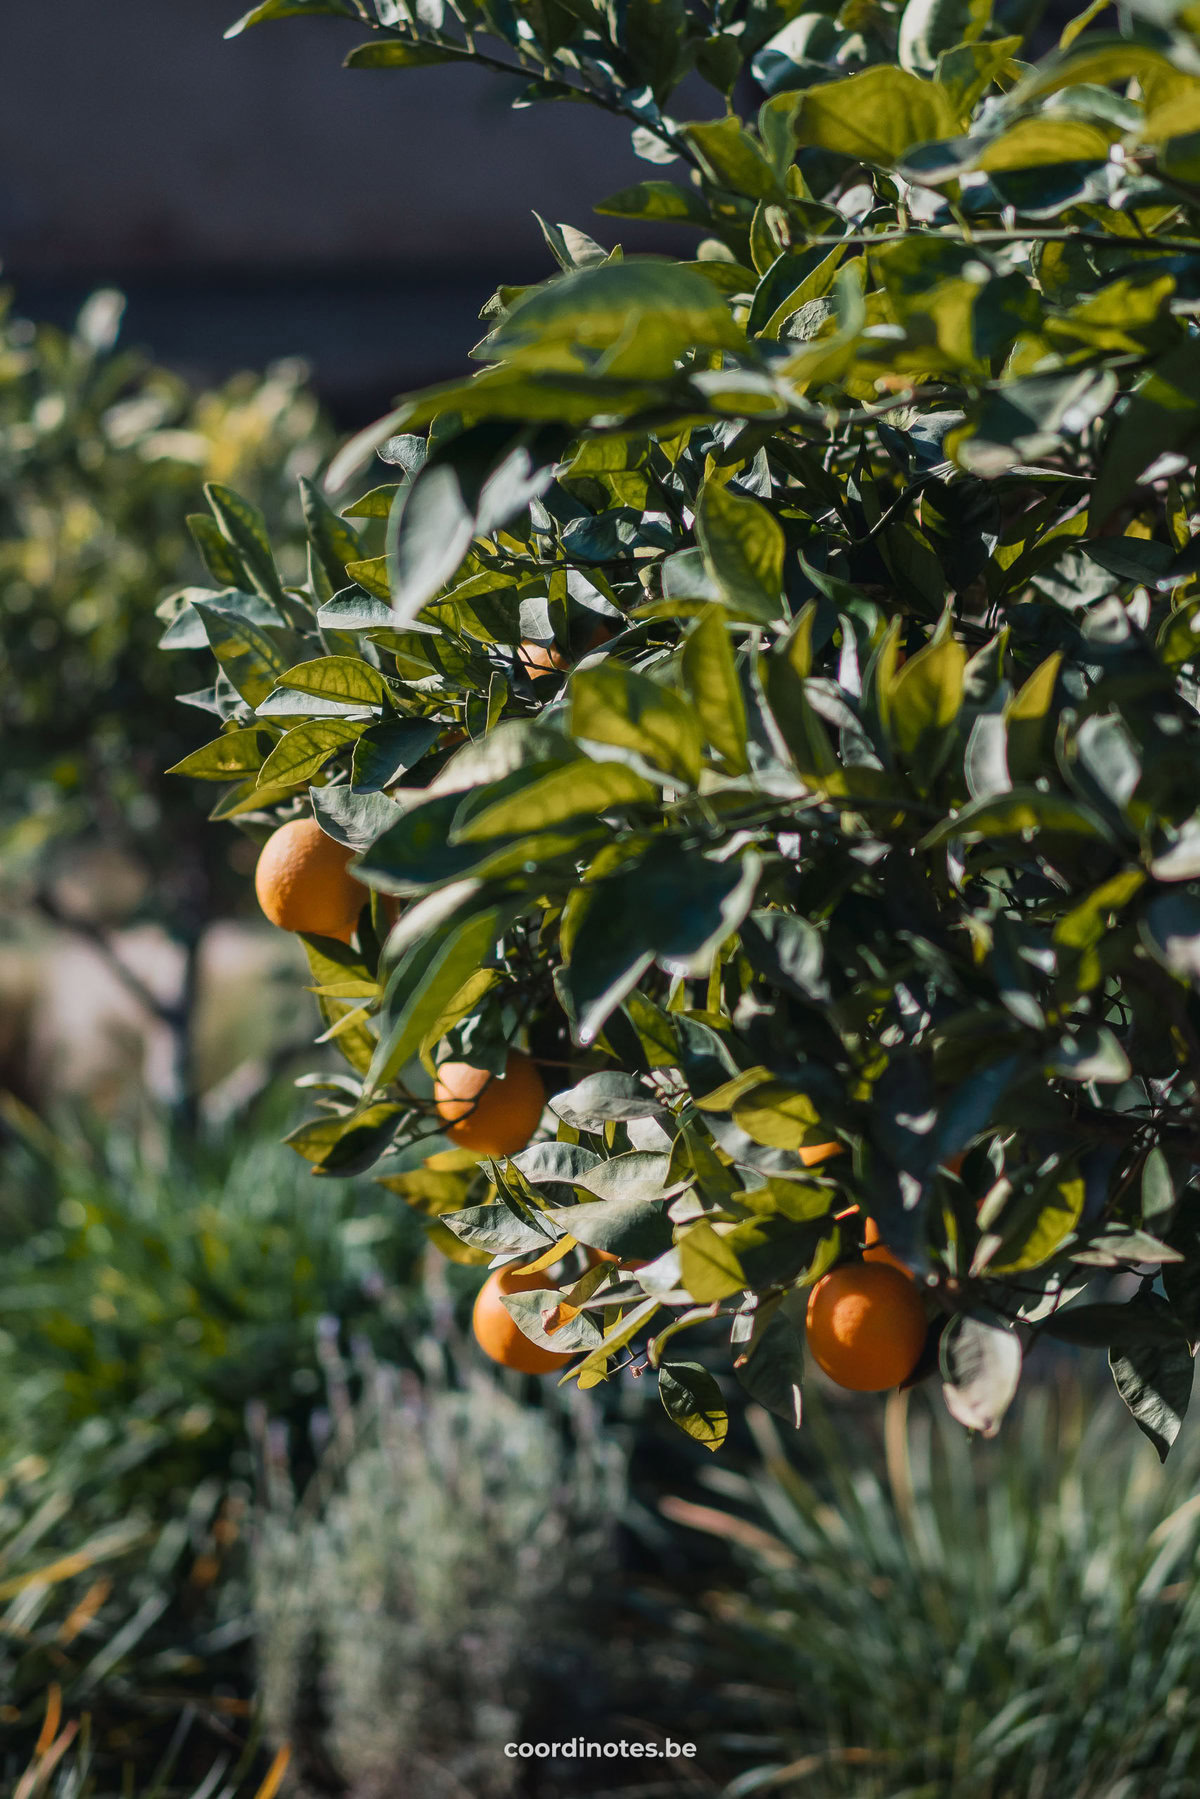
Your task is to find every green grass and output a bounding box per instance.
[681,1380,1200,1799]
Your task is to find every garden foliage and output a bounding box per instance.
[685,1384,1200,1797]
[168,0,1200,1450]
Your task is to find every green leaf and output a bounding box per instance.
[344,39,474,68]
[576,1151,671,1202]
[275,656,386,706]
[226,0,356,34]
[455,759,656,841]
[548,1072,669,1129]
[984,1174,1084,1274]
[510,1142,603,1184]
[1092,338,1200,526]
[696,479,784,624]
[678,1220,747,1301]
[685,117,781,199]
[500,1286,603,1353]
[257,719,367,788]
[749,243,845,340]
[300,476,362,593]
[166,726,273,780]
[1141,893,1200,986]
[188,513,245,587]
[569,664,703,786]
[343,483,402,519]
[899,0,991,77]
[681,605,749,773]
[659,1359,729,1450]
[368,902,517,1089]
[204,482,285,608]
[922,787,1115,848]
[192,602,301,709]
[1110,1334,1194,1462]
[389,465,477,622]
[732,1081,827,1149]
[352,717,441,791]
[547,1197,674,1262]
[595,181,714,225]
[439,1202,553,1254]
[486,259,741,363]
[885,616,965,770]
[940,1313,1022,1438]
[793,67,959,166]
[560,846,760,1044]
[732,1293,804,1427]
[285,1103,404,1176]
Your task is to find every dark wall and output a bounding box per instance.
[0,1,671,412]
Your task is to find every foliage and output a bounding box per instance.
[677,1383,1200,1797]
[166,0,1200,1450]
[0,1107,427,1765]
[9,1703,290,1799]
[251,1349,626,1796]
[0,289,330,1113]
[0,1102,425,1501]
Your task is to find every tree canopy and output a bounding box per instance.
[166,0,1200,1453]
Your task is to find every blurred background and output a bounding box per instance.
[2,0,656,421]
[4,6,1200,1798]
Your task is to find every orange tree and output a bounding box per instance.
[165,0,1200,1453]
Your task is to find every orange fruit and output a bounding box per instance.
[586,1246,647,1271]
[806,1262,927,1392]
[433,1050,547,1157]
[472,1265,574,1374]
[254,817,363,941]
[800,1140,842,1168]
[862,1215,912,1278]
[516,640,567,677]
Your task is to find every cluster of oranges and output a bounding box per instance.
[253,814,932,1393]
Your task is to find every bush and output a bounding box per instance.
[165,0,1200,1451]
[252,1352,626,1796]
[675,1381,1200,1797]
[0,289,331,1117]
[0,1105,426,1767]
[0,1102,426,1500]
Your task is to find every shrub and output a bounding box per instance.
[251,1354,626,1796]
[0,289,330,1117]
[166,0,1200,1452]
[0,1102,426,1502]
[0,1105,428,1769]
[672,1381,1200,1797]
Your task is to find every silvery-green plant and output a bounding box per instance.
[251,1350,626,1797]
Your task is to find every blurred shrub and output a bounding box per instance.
[675,1383,1200,1799]
[0,289,332,1122]
[0,1104,427,1768]
[0,1102,425,1503]
[252,1351,626,1798]
[0,287,329,926]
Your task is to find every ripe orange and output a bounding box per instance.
[472,1265,574,1374]
[516,640,567,677]
[586,1247,647,1272]
[433,1050,547,1156]
[806,1262,927,1392]
[254,817,363,941]
[862,1215,912,1278]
